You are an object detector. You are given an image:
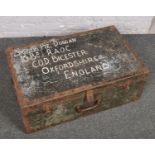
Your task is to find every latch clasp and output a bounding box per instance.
[75,90,100,113]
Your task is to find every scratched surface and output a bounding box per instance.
[0,34,154,138]
[11,27,142,100]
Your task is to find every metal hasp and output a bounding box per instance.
[6,26,150,133]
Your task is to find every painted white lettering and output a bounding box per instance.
[42,67,49,74]
[32,58,49,68]
[64,70,71,79]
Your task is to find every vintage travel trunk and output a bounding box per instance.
[6,26,149,133]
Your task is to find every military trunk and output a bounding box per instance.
[6,26,149,133]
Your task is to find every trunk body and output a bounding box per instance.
[6,26,149,133]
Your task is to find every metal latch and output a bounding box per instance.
[75,90,100,113]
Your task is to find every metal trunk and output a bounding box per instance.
[6,26,149,133]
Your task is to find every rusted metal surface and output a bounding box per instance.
[6,26,150,133]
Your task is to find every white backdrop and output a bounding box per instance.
[0,16,153,38]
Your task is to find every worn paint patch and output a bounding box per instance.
[28,99,83,129]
